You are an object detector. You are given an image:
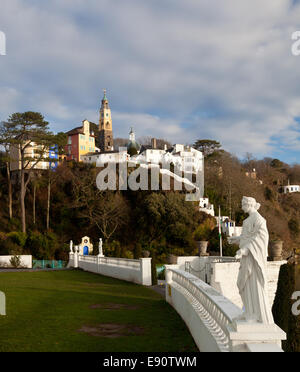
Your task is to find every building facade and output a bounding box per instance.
[10,141,54,172]
[65,120,96,162]
[283,184,300,194]
[81,150,128,165]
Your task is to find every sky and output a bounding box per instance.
[1,0,300,163]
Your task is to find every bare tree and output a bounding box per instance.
[72,171,129,241]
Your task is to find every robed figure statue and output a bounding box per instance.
[228,196,274,324]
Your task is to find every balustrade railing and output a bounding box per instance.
[168,268,242,352]
[98,257,140,270]
[71,254,152,286]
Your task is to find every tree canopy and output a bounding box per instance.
[193,139,222,157]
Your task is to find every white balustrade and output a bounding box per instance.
[166,267,241,352]
[165,267,285,352]
[98,257,140,270]
[68,253,152,286]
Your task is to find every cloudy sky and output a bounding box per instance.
[1,0,300,162]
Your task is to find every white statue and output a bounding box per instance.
[98,238,104,257]
[70,240,73,253]
[228,196,274,324]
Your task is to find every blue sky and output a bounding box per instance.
[1,0,300,163]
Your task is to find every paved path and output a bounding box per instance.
[150,280,166,297]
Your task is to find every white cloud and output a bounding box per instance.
[1,0,300,161]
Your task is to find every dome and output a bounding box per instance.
[126,127,140,156]
[127,140,140,156]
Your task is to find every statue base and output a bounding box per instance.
[227,319,286,352]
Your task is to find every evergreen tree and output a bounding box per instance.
[1,112,55,233]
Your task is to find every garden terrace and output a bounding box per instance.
[0,269,197,352]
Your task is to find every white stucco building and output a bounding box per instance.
[81,150,129,165]
[199,198,215,216]
[132,143,203,174]
[283,184,300,194]
[219,217,243,237]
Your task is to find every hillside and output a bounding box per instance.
[205,151,300,258]
[0,150,299,261]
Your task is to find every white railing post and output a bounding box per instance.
[98,238,104,257]
[68,252,74,268]
[165,264,179,303]
[67,240,75,268]
[74,246,79,268]
[139,258,152,286]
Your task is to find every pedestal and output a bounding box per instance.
[227,320,286,352]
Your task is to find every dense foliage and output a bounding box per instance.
[272,264,300,352]
[0,133,300,262]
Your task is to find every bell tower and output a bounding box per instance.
[99,89,113,151]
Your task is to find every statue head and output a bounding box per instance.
[242,196,261,213]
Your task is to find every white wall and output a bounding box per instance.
[210,260,286,309]
[73,255,152,286]
[177,256,285,310]
[0,255,32,268]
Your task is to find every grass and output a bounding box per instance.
[0,269,198,352]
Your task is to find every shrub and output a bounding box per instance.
[25,231,59,260]
[134,243,142,259]
[7,232,27,248]
[166,222,192,247]
[124,250,134,259]
[288,218,300,237]
[10,255,21,268]
[193,218,216,241]
[103,240,121,257]
[151,251,158,285]
[0,232,23,256]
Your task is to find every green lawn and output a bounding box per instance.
[0,270,198,352]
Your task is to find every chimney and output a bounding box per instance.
[151,138,157,149]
